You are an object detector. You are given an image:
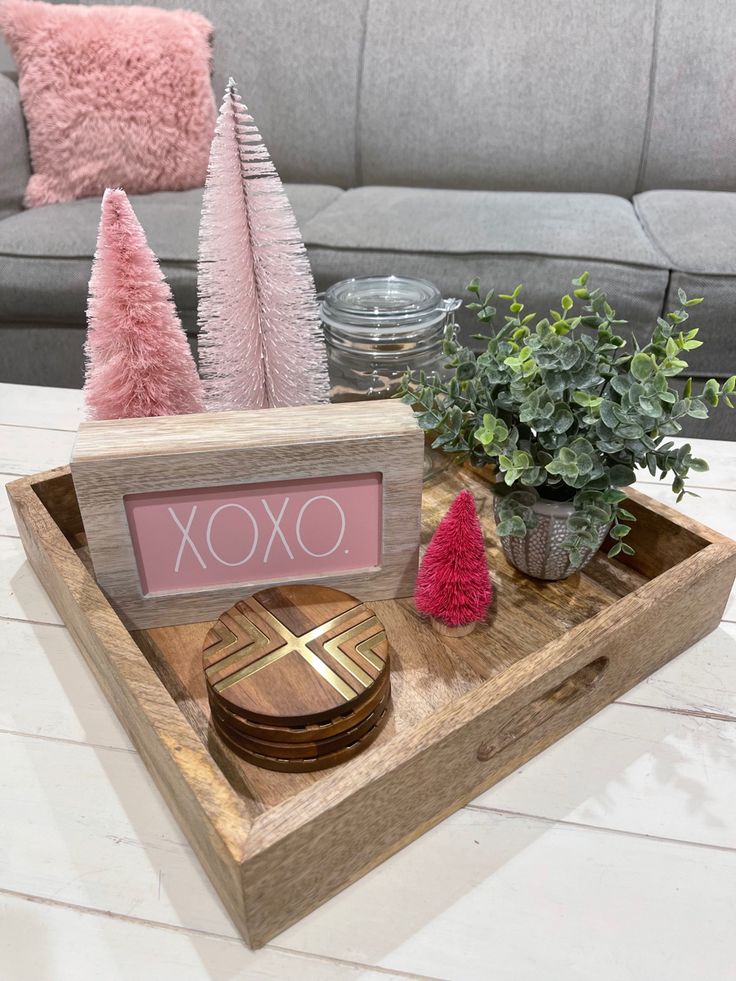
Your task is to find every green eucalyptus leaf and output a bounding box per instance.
[611,524,631,538]
[631,352,654,381]
[552,404,575,433]
[687,399,709,419]
[609,464,636,486]
[576,452,593,474]
[638,395,662,417]
[599,400,619,430]
[603,489,627,504]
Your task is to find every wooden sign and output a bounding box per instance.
[70,401,423,628]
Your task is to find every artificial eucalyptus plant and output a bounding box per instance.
[400,274,735,564]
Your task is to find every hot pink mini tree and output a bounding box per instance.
[84,188,204,420]
[415,489,493,634]
[197,78,330,410]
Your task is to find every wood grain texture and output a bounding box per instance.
[211,683,391,759]
[70,401,419,457]
[208,673,391,745]
[204,586,389,726]
[240,544,736,948]
[214,701,392,773]
[203,584,392,772]
[70,402,424,628]
[6,461,736,949]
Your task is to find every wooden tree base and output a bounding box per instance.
[430,617,478,638]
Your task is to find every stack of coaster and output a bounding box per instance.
[203,583,391,772]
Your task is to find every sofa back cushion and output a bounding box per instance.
[359,0,657,196]
[0,72,29,211]
[8,0,736,194]
[639,0,736,192]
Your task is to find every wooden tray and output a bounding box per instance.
[7,461,736,949]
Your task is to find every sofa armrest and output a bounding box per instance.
[0,73,30,211]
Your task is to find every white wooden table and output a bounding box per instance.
[1,382,735,981]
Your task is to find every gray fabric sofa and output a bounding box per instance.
[1,0,734,439]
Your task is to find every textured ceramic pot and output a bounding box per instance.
[492,493,611,581]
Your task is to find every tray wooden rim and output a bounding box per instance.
[247,527,736,851]
[7,464,736,947]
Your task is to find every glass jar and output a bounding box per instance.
[320,275,460,402]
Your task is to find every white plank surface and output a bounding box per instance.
[4,693,735,929]
[619,620,736,718]
[0,893,419,981]
[634,482,736,540]
[631,482,736,620]
[0,424,77,476]
[0,618,130,748]
[1,473,22,536]
[278,808,736,981]
[0,382,84,431]
[475,702,736,848]
[723,589,736,624]
[4,728,736,980]
[1,382,735,981]
[0,537,63,624]
[0,733,235,936]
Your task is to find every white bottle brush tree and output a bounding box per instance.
[197,79,331,409]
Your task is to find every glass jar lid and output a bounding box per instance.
[320,276,447,339]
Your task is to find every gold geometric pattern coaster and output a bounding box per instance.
[203,584,392,770]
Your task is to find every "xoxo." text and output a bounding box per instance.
[124,472,382,595]
[169,495,348,571]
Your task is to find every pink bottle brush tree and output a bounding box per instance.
[197,78,331,410]
[84,188,204,420]
[415,489,493,636]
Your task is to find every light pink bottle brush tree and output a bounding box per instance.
[83,188,204,420]
[197,78,331,410]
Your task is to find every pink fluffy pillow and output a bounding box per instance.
[0,0,216,207]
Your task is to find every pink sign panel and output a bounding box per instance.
[124,472,383,596]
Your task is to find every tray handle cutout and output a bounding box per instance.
[476,656,609,762]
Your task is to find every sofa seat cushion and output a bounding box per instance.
[635,191,736,379]
[301,186,670,339]
[0,184,343,330]
[634,190,736,274]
